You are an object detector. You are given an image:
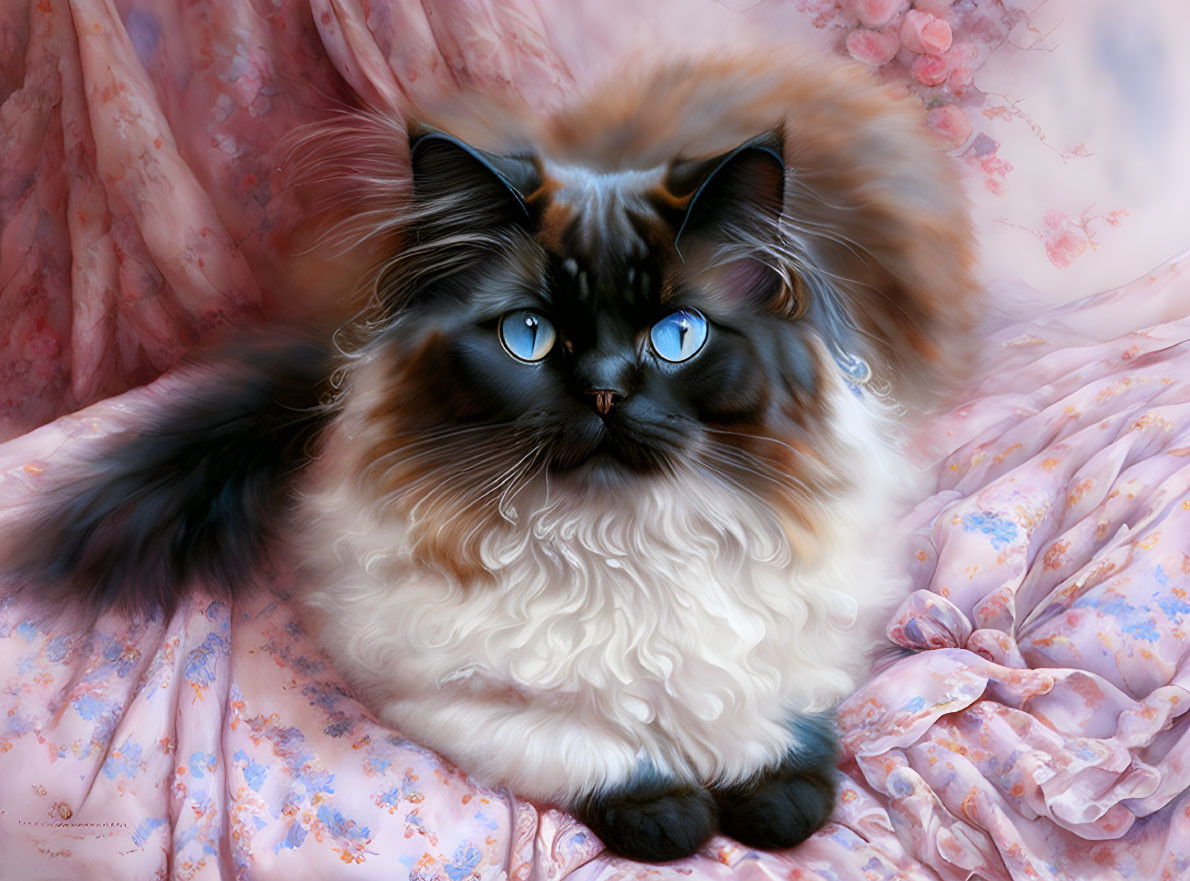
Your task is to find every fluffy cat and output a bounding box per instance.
[2,51,975,861]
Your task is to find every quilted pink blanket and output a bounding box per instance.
[3,2,1190,879]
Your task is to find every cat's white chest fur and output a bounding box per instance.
[298,360,906,802]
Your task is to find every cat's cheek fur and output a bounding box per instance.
[295,353,911,806]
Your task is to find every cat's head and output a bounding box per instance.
[327,52,975,569]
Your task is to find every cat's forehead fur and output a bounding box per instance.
[537,162,665,273]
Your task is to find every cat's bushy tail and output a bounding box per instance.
[1,334,334,625]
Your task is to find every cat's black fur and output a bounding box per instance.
[714,713,838,850]
[580,714,838,861]
[578,774,720,863]
[4,337,332,622]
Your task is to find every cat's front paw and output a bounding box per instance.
[576,779,717,862]
[714,765,835,851]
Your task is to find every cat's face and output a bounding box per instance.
[362,128,845,524]
[328,55,976,572]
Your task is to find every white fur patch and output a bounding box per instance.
[296,356,909,803]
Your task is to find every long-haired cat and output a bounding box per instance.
[2,51,975,861]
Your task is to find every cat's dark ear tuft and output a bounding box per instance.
[408,126,542,224]
[669,131,785,254]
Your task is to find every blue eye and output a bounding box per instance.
[649,309,708,362]
[499,311,557,362]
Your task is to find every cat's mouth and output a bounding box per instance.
[546,413,681,483]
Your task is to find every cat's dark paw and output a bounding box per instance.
[715,715,838,851]
[714,766,835,851]
[576,779,717,862]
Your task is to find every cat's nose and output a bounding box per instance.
[587,388,623,416]
[576,347,632,413]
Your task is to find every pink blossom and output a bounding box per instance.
[948,64,974,92]
[945,42,978,93]
[910,53,949,86]
[1042,211,1089,269]
[900,9,952,56]
[845,0,904,29]
[927,105,972,147]
[845,27,901,66]
[948,40,979,64]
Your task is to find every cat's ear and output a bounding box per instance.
[408,126,541,224]
[668,131,784,255]
[666,132,790,311]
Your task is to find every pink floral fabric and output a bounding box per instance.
[844,256,1190,881]
[2,1,1190,879]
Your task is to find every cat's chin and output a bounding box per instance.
[543,419,679,491]
[549,448,671,494]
